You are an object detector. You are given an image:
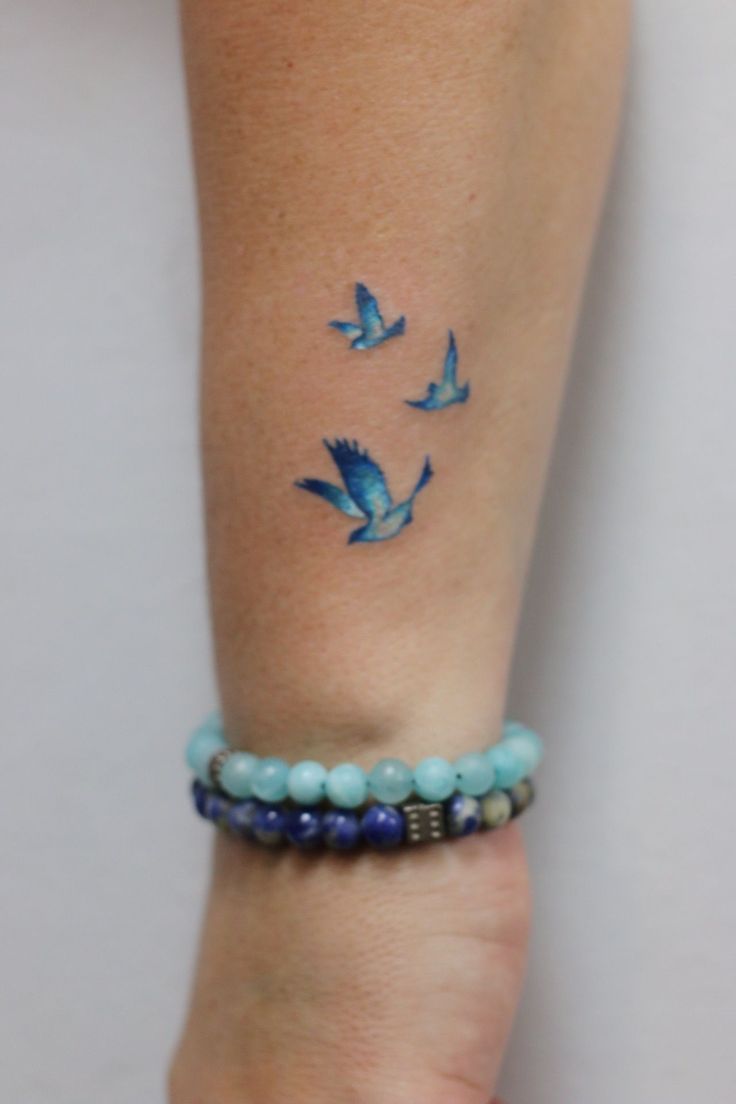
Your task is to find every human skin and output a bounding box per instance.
[170,2,629,1101]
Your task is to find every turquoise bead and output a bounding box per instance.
[454,752,495,797]
[220,751,259,798]
[486,743,525,788]
[186,718,227,784]
[368,758,413,805]
[502,725,543,775]
[502,719,526,739]
[325,764,368,809]
[252,757,290,802]
[288,760,328,805]
[413,757,455,802]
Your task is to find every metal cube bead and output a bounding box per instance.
[403,802,446,845]
[208,748,233,790]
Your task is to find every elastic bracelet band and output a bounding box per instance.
[185,717,543,808]
[191,775,535,851]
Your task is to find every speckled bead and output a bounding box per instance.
[413,757,455,802]
[286,807,324,848]
[251,757,290,802]
[502,726,544,776]
[322,809,362,850]
[454,752,495,797]
[252,803,286,846]
[226,798,260,838]
[481,790,513,829]
[368,758,414,805]
[325,764,368,809]
[508,778,535,818]
[220,751,259,799]
[361,804,405,849]
[288,760,328,806]
[486,743,526,789]
[186,718,227,784]
[445,793,482,837]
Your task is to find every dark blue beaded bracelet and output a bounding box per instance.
[191,775,534,853]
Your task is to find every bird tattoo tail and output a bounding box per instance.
[384,316,406,340]
[412,457,434,498]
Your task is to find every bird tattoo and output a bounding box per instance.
[296,438,433,544]
[404,330,470,410]
[328,283,406,350]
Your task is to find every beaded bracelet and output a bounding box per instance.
[186,716,543,808]
[191,775,535,851]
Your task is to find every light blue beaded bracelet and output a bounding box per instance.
[186,715,543,808]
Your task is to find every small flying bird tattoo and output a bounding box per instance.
[404,330,470,411]
[328,283,406,350]
[296,438,433,544]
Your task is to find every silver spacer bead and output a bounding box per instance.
[403,802,446,845]
[208,748,233,791]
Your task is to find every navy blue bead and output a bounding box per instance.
[203,789,231,824]
[226,798,260,839]
[252,803,286,846]
[322,809,361,851]
[361,804,404,849]
[286,807,323,849]
[445,793,482,837]
[191,778,209,818]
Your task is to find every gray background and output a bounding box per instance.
[2,2,735,1101]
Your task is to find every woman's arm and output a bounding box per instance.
[172,2,628,1101]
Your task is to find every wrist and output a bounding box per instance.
[170,826,530,1104]
[217,663,513,768]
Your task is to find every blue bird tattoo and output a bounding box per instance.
[296,439,433,544]
[405,330,470,410]
[328,283,406,350]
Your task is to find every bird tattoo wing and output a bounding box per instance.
[355,282,384,335]
[294,477,366,518]
[325,438,393,520]
[328,320,363,338]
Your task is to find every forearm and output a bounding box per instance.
[174,4,628,1102]
[184,0,624,763]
